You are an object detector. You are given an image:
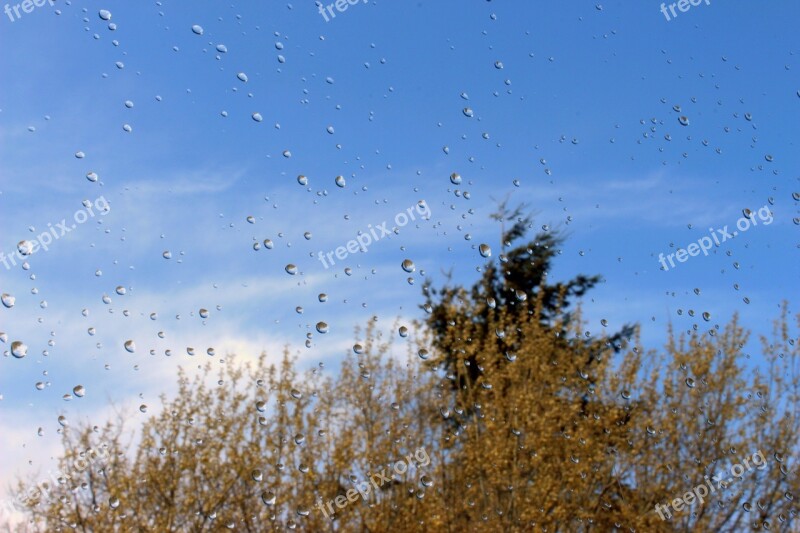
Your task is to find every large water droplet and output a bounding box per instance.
[1,293,15,308]
[17,240,33,256]
[478,244,491,258]
[124,340,136,353]
[261,490,277,506]
[191,24,204,35]
[11,341,28,358]
[98,9,111,21]
[401,259,415,273]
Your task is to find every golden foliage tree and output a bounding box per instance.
[8,213,799,532]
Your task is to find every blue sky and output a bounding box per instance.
[0,0,798,521]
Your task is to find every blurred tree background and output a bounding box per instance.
[7,210,799,532]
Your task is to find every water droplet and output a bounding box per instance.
[261,490,277,506]
[399,326,408,337]
[600,318,608,327]
[191,24,204,36]
[86,171,99,183]
[462,107,474,118]
[109,496,120,509]
[685,377,696,388]
[115,286,126,295]
[285,264,298,275]
[418,348,429,360]
[252,112,263,122]
[318,293,327,302]
[237,72,248,82]
[11,341,28,358]
[478,244,491,258]
[335,175,346,188]
[678,116,690,126]
[98,9,111,21]
[1,293,15,308]
[401,259,415,273]
[199,309,209,319]
[290,388,303,399]
[124,340,136,353]
[162,250,172,259]
[73,385,85,397]
[297,175,308,186]
[216,44,228,53]
[17,240,33,256]
[316,321,329,334]
[702,312,711,322]
[139,404,148,413]
[450,172,462,185]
